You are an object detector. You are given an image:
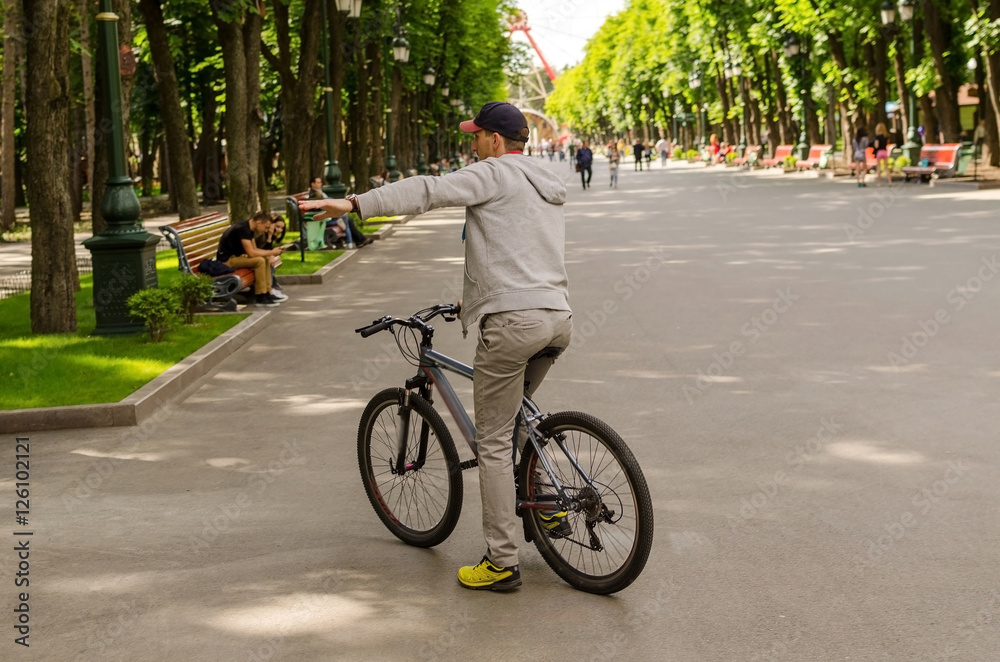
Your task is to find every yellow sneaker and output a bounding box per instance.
[457,556,521,591]
[538,510,572,538]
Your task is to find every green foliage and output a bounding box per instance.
[725,151,737,164]
[172,274,216,325]
[127,288,179,342]
[672,147,684,159]
[784,155,798,169]
[893,155,909,172]
[685,148,698,160]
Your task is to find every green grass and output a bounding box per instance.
[0,254,248,411]
[271,232,345,274]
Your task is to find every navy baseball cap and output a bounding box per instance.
[460,102,530,143]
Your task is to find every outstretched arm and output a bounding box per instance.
[298,198,352,222]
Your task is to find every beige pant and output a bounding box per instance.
[473,308,573,567]
[225,256,271,295]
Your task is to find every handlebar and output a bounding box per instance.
[354,303,461,338]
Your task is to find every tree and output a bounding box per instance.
[260,0,322,194]
[211,0,264,222]
[23,0,77,333]
[1,0,19,235]
[138,0,201,220]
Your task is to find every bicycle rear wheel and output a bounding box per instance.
[519,411,653,594]
[358,388,463,547]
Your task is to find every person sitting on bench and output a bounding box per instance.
[307,176,371,248]
[216,211,287,307]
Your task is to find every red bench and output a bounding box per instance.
[761,145,793,168]
[733,145,761,167]
[901,143,962,182]
[161,212,282,306]
[795,144,833,170]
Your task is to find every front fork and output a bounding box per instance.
[392,382,433,474]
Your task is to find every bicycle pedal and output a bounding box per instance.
[459,459,478,471]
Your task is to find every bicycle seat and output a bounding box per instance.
[529,346,564,361]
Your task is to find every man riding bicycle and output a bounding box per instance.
[299,101,573,590]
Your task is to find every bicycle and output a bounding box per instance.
[355,303,654,595]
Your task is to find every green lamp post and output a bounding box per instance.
[784,34,810,160]
[320,0,352,198]
[897,0,923,164]
[82,4,159,336]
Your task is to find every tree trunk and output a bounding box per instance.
[980,0,1000,165]
[79,0,94,205]
[213,2,263,222]
[869,35,890,130]
[91,0,133,233]
[24,0,77,333]
[922,0,962,142]
[1,0,20,234]
[770,50,792,146]
[138,0,200,220]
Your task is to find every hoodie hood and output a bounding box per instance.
[496,153,567,205]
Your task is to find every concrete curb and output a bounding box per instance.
[0,310,273,434]
[277,249,360,285]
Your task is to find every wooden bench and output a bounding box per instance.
[795,144,833,170]
[733,145,761,167]
[161,212,281,306]
[902,143,962,182]
[761,144,793,168]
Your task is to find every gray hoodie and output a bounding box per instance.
[357,154,571,333]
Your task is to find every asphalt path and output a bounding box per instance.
[4,158,1000,661]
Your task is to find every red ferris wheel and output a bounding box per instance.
[507,10,557,82]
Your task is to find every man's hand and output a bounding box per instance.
[298,198,351,222]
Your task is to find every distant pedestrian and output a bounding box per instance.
[852,126,869,187]
[873,122,891,186]
[576,141,593,190]
[607,141,620,188]
[633,140,644,171]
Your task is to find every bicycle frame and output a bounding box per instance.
[405,344,601,514]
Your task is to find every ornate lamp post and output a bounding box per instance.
[416,66,435,175]
[784,34,809,160]
[83,2,159,335]
[689,62,706,147]
[897,0,922,164]
[321,0,363,198]
[732,58,748,156]
[385,32,409,183]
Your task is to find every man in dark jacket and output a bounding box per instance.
[633,140,645,171]
[576,141,593,190]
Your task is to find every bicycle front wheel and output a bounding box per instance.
[519,411,653,594]
[358,388,463,547]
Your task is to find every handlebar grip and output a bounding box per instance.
[357,319,391,337]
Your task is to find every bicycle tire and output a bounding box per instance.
[519,411,653,594]
[358,388,463,547]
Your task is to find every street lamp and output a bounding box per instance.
[320,0,359,199]
[784,34,809,160]
[337,0,363,18]
[83,1,160,335]
[385,30,409,183]
[880,0,896,25]
[416,67,435,175]
[732,58,747,156]
[897,0,922,164]
[689,62,706,147]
